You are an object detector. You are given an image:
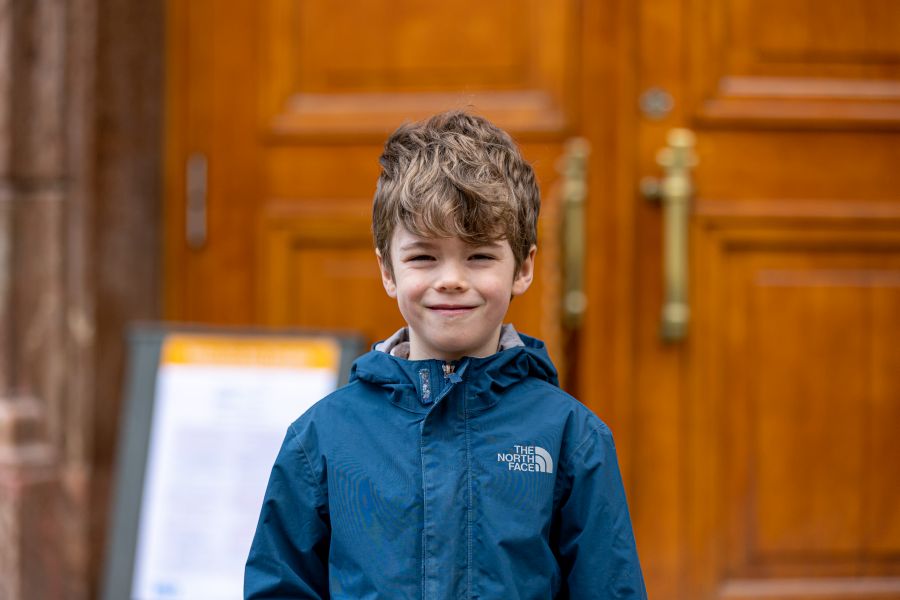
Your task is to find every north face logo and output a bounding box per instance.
[497,445,554,473]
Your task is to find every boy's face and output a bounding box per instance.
[377,225,536,361]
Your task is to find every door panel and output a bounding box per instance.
[636,0,900,597]
[691,216,900,590]
[258,200,406,335]
[261,0,575,136]
[688,0,900,125]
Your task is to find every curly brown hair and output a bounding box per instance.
[373,110,540,275]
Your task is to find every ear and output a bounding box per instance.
[376,249,397,298]
[511,245,537,297]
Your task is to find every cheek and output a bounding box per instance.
[483,281,514,308]
[393,291,417,324]
[394,276,427,304]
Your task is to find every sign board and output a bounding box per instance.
[103,326,363,600]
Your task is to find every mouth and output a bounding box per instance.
[428,304,477,315]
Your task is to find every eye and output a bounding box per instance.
[470,253,496,261]
[406,254,435,262]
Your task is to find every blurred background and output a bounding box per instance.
[1,0,899,598]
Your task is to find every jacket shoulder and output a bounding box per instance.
[517,376,611,430]
[511,377,615,466]
[300,379,371,413]
[288,379,381,448]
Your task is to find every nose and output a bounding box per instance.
[434,261,468,292]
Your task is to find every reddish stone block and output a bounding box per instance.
[0,397,64,600]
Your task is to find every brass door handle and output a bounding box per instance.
[186,153,208,250]
[641,129,697,342]
[560,138,590,328]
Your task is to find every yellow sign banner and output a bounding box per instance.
[161,334,340,370]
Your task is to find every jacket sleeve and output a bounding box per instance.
[556,425,647,599]
[244,424,330,599]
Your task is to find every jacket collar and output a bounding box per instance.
[373,324,526,358]
[350,325,559,414]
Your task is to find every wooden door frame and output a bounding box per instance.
[578,0,688,594]
[577,0,641,484]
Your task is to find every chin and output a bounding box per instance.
[430,340,478,359]
[449,344,491,359]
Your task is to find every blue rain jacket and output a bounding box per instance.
[245,331,646,599]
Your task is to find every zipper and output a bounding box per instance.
[421,360,466,597]
[420,362,462,405]
[443,362,463,384]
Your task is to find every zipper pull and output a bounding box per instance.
[443,362,462,384]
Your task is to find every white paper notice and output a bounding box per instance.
[131,335,340,600]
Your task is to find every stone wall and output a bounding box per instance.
[0,0,161,597]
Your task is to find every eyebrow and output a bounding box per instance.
[398,240,504,251]
[398,241,437,251]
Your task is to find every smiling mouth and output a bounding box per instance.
[428,305,476,313]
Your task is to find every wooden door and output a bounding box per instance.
[164,0,585,369]
[164,1,900,599]
[624,0,900,598]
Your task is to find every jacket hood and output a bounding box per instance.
[349,326,559,411]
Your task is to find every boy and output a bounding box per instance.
[245,111,646,599]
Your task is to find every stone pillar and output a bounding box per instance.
[0,0,96,597]
[0,398,64,599]
[90,0,161,592]
[0,0,159,594]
